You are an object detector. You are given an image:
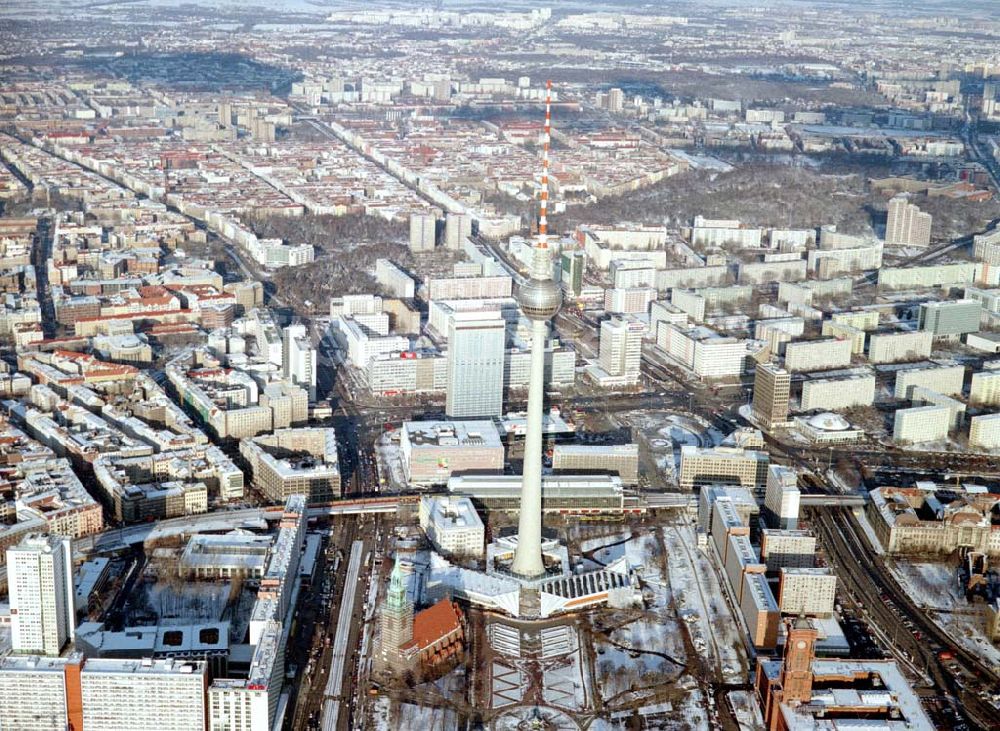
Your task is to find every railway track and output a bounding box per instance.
[811,507,996,730]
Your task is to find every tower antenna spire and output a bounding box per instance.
[538,79,552,248]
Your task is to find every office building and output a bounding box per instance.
[969,413,1000,449]
[8,534,75,656]
[778,568,837,616]
[400,420,504,485]
[419,495,485,558]
[240,428,340,505]
[597,316,644,384]
[760,530,817,572]
[409,213,436,252]
[918,299,981,337]
[610,259,657,289]
[445,312,505,418]
[885,194,932,247]
[764,465,800,529]
[503,342,577,391]
[551,443,639,484]
[892,404,951,444]
[367,350,448,396]
[752,363,791,429]
[678,445,770,492]
[282,323,316,400]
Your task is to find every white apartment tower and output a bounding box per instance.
[282,323,317,401]
[885,195,932,247]
[445,312,506,418]
[599,316,644,383]
[8,534,75,656]
[409,213,436,252]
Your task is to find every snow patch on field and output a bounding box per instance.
[890,560,1000,670]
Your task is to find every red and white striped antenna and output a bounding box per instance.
[538,79,552,249]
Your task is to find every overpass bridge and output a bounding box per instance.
[799,494,867,508]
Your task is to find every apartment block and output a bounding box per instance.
[893,363,965,399]
[867,330,933,364]
[970,370,1000,406]
[892,405,951,444]
[760,529,817,571]
[969,413,1000,450]
[778,568,837,616]
[885,195,932,247]
[783,338,853,373]
[800,372,876,411]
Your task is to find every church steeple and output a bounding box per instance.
[377,557,414,669]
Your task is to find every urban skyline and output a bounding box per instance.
[0,1,999,730]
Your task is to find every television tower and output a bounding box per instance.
[510,80,562,578]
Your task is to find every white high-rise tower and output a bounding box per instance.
[8,534,75,656]
[510,81,562,578]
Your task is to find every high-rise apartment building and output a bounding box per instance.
[0,654,208,731]
[8,534,75,656]
[282,323,316,401]
[408,213,436,252]
[752,363,791,428]
[445,312,505,418]
[885,195,932,247]
[606,87,624,113]
[599,316,643,383]
[444,213,473,250]
[560,250,585,297]
[764,465,800,529]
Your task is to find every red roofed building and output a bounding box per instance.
[375,560,465,675]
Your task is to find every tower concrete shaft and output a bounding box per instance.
[511,80,561,579]
[510,317,548,577]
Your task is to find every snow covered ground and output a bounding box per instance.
[618,410,715,485]
[375,437,408,491]
[662,522,747,683]
[890,560,1000,669]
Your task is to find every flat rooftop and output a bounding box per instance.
[402,419,502,448]
[422,495,483,532]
